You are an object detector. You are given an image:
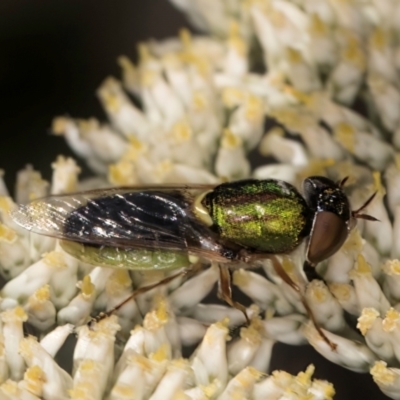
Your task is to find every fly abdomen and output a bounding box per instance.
[60,240,190,271]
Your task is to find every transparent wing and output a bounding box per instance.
[11,185,230,262]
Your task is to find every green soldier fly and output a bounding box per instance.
[11,176,377,350]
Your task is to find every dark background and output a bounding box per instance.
[0,0,189,192]
[0,1,390,399]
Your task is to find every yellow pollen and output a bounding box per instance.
[228,20,247,56]
[265,307,275,320]
[382,308,400,332]
[309,281,328,302]
[245,95,263,122]
[155,297,169,321]
[342,228,363,254]
[343,36,366,69]
[215,317,230,333]
[221,129,241,149]
[333,161,358,186]
[162,52,181,69]
[287,47,303,64]
[170,357,190,370]
[108,269,132,293]
[51,155,80,193]
[372,171,386,196]
[284,87,313,106]
[151,343,170,362]
[42,251,68,269]
[0,380,18,394]
[174,391,191,400]
[394,153,400,170]
[329,283,351,301]
[4,306,27,323]
[229,19,240,37]
[105,91,121,112]
[52,116,68,135]
[80,359,98,372]
[236,367,263,387]
[144,300,169,331]
[24,365,46,393]
[90,314,120,337]
[270,9,286,28]
[0,196,13,213]
[222,87,244,107]
[314,380,336,399]
[270,127,285,137]
[357,307,380,336]
[118,55,136,76]
[140,69,157,87]
[128,135,145,150]
[69,387,88,399]
[154,160,173,178]
[33,285,51,303]
[296,364,315,386]
[371,361,396,385]
[80,275,95,298]
[171,121,192,143]
[137,43,151,63]
[202,381,219,398]
[232,269,249,286]
[121,140,146,162]
[129,354,153,372]
[77,118,98,134]
[270,108,315,132]
[334,123,356,153]
[368,73,386,93]
[282,256,294,274]
[382,259,400,276]
[180,52,210,76]
[0,223,16,243]
[112,384,135,397]
[271,369,292,384]
[108,160,137,186]
[354,254,372,274]
[179,28,192,49]
[370,28,387,51]
[309,13,327,35]
[19,337,38,360]
[192,92,207,111]
[240,316,263,345]
[97,78,123,112]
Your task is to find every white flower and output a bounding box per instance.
[4,0,400,398]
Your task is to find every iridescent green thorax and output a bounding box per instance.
[202,179,312,253]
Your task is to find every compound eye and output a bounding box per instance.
[307,211,349,265]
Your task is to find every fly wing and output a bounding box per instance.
[11,185,230,262]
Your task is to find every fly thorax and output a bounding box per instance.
[202,179,312,254]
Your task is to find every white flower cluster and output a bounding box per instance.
[0,297,335,400]
[1,0,400,398]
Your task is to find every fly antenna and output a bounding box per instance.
[352,192,379,221]
[338,176,349,188]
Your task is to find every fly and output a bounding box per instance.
[11,177,377,350]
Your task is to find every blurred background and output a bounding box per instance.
[0,1,389,398]
[0,0,189,191]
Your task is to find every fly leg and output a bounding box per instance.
[91,268,190,325]
[303,260,325,283]
[269,255,337,351]
[218,265,250,325]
